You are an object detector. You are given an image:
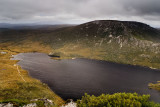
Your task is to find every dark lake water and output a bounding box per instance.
[12,53,160,102]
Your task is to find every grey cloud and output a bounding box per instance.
[0,0,160,27]
[123,0,160,16]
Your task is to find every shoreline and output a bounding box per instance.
[13,52,160,101]
[1,47,160,105]
[0,49,64,106]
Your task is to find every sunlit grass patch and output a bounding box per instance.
[0,49,64,106]
[148,81,160,91]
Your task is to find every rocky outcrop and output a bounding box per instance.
[0,99,53,107]
[0,103,13,107]
[61,100,77,107]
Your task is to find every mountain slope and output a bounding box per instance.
[0,20,160,69]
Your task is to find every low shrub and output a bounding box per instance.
[77,93,160,107]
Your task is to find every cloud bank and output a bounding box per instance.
[0,0,160,27]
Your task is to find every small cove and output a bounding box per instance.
[12,53,160,102]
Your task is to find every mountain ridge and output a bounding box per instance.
[0,20,160,69]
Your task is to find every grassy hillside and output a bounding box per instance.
[0,49,64,106]
[0,20,160,106]
[1,20,160,69]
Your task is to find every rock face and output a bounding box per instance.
[61,102,77,107]
[23,103,37,107]
[0,99,54,107]
[31,98,53,107]
[61,100,77,107]
[0,103,13,107]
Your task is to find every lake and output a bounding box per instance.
[12,53,160,102]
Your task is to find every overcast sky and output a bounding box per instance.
[0,0,160,27]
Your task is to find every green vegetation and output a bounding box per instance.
[0,20,160,106]
[0,99,45,107]
[0,99,29,106]
[0,20,160,69]
[77,93,160,107]
[148,81,160,91]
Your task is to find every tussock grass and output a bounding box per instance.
[148,81,160,91]
[0,49,64,106]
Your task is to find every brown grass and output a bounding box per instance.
[0,47,64,106]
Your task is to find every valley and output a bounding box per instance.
[1,20,160,69]
[0,20,160,106]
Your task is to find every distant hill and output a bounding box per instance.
[0,23,75,30]
[0,23,33,29]
[0,20,160,69]
[0,23,14,28]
